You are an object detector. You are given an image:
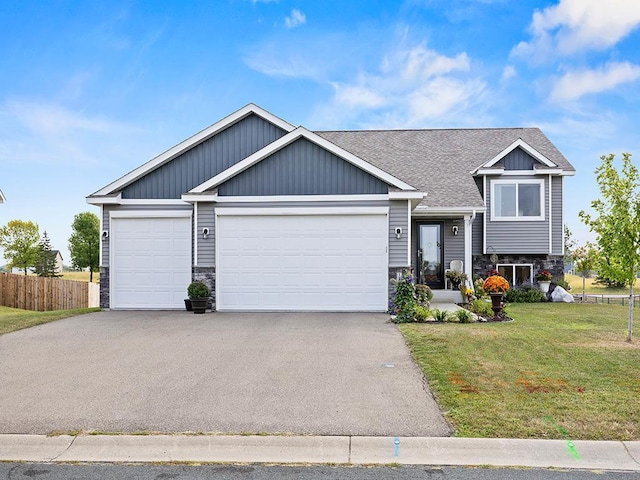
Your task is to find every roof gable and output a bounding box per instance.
[476,138,557,172]
[217,137,389,196]
[89,104,295,198]
[189,127,416,194]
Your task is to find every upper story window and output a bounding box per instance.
[491,179,544,221]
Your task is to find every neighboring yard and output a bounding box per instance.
[400,303,640,440]
[565,273,631,295]
[0,306,100,335]
[60,271,100,283]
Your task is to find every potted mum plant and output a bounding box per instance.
[536,270,553,293]
[187,281,210,314]
[482,275,510,318]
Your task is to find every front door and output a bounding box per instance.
[417,223,444,289]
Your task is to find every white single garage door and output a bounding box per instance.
[110,215,192,309]
[216,209,388,311]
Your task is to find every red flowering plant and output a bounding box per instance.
[486,269,500,277]
[482,275,510,294]
[535,270,553,282]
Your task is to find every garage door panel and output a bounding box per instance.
[217,213,387,311]
[111,217,191,309]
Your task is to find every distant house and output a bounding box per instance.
[88,103,575,311]
[51,250,64,274]
[0,189,5,203]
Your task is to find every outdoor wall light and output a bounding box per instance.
[452,225,459,236]
[102,230,109,239]
[202,227,209,239]
[394,227,402,239]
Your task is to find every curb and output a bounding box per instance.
[1,435,639,471]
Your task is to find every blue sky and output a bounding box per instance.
[1,0,640,264]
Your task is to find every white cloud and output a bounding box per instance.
[244,50,321,79]
[501,65,517,82]
[550,62,640,101]
[0,99,137,166]
[316,43,485,129]
[284,9,306,29]
[512,0,640,60]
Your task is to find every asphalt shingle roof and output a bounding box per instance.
[315,128,574,209]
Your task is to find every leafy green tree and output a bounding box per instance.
[0,220,40,274]
[579,153,640,342]
[68,212,100,282]
[34,231,60,277]
[572,242,599,300]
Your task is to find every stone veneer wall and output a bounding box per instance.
[99,266,109,309]
[193,266,216,310]
[472,254,564,281]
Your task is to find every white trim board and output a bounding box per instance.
[215,207,389,217]
[89,104,296,197]
[189,127,416,193]
[109,210,193,219]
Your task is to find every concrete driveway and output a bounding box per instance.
[0,311,451,436]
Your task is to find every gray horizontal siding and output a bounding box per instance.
[552,176,563,255]
[389,200,409,266]
[472,213,483,256]
[197,203,215,267]
[122,114,287,199]
[101,204,193,267]
[485,176,549,254]
[443,219,465,269]
[218,138,388,196]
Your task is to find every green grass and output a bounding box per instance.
[565,273,631,295]
[60,271,100,283]
[0,306,100,335]
[399,303,640,440]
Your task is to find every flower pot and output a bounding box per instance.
[190,298,208,314]
[184,299,193,311]
[490,293,504,316]
[538,281,551,293]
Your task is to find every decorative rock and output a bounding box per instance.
[551,286,574,303]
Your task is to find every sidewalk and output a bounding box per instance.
[1,434,639,471]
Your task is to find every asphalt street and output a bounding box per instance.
[2,463,639,480]
[0,311,450,436]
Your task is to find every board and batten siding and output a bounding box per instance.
[197,203,215,266]
[121,114,287,199]
[552,176,563,255]
[217,138,388,196]
[485,175,549,254]
[494,147,537,170]
[389,200,409,266]
[101,205,193,267]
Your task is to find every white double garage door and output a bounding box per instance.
[110,209,389,311]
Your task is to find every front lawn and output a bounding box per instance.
[400,303,640,440]
[0,306,100,335]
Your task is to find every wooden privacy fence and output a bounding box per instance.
[0,273,99,311]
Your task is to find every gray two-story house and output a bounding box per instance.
[87,104,575,311]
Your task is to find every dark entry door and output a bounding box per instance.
[417,223,444,289]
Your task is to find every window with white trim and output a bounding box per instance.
[492,179,544,220]
[497,264,533,287]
